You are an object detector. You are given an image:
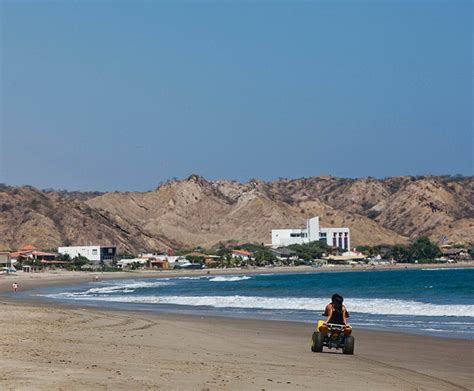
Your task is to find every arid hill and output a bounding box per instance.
[0,175,472,252]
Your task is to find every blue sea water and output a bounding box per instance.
[29,268,474,339]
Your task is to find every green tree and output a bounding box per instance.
[130,261,142,270]
[288,241,329,260]
[237,243,265,253]
[216,247,231,257]
[57,253,71,262]
[356,245,386,258]
[468,244,474,259]
[409,237,441,261]
[72,255,89,269]
[185,255,204,264]
[388,244,411,263]
[254,249,276,266]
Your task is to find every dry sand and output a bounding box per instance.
[0,269,472,390]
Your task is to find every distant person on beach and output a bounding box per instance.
[323,294,349,325]
[12,282,18,292]
[95,276,99,282]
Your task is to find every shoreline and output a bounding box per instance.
[1,264,473,339]
[1,263,473,336]
[0,266,472,389]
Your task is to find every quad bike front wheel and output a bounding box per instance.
[311,331,324,352]
[343,335,354,355]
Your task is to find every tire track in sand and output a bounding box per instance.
[356,355,469,390]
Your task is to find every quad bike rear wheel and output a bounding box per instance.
[343,335,354,355]
[311,331,324,352]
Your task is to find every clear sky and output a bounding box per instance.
[0,1,472,191]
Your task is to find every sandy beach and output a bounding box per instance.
[0,268,472,390]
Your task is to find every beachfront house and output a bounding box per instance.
[183,252,221,266]
[10,245,58,262]
[324,250,367,265]
[163,255,185,268]
[117,258,149,269]
[58,245,117,264]
[149,258,170,269]
[271,216,350,250]
[231,249,253,261]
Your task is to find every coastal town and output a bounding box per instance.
[1,1,472,389]
[1,216,471,274]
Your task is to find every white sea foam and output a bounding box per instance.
[174,275,251,282]
[422,268,471,271]
[69,280,174,296]
[41,293,474,317]
[209,276,251,282]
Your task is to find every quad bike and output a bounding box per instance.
[311,321,354,354]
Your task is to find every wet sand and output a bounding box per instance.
[0,270,472,390]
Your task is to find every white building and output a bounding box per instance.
[117,258,148,269]
[58,245,117,263]
[271,217,350,250]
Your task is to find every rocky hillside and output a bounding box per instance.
[0,175,472,252]
[0,186,177,253]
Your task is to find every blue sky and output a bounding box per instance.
[1,1,472,191]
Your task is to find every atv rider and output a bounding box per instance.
[324,294,349,325]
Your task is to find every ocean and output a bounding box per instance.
[31,268,473,339]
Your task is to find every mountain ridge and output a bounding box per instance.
[0,175,472,252]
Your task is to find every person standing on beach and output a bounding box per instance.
[12,282,18,292]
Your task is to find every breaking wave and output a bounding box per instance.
[209,276,251,282]
[422,268,471,271]
[40,293,474,317]
[64,280,174,296]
